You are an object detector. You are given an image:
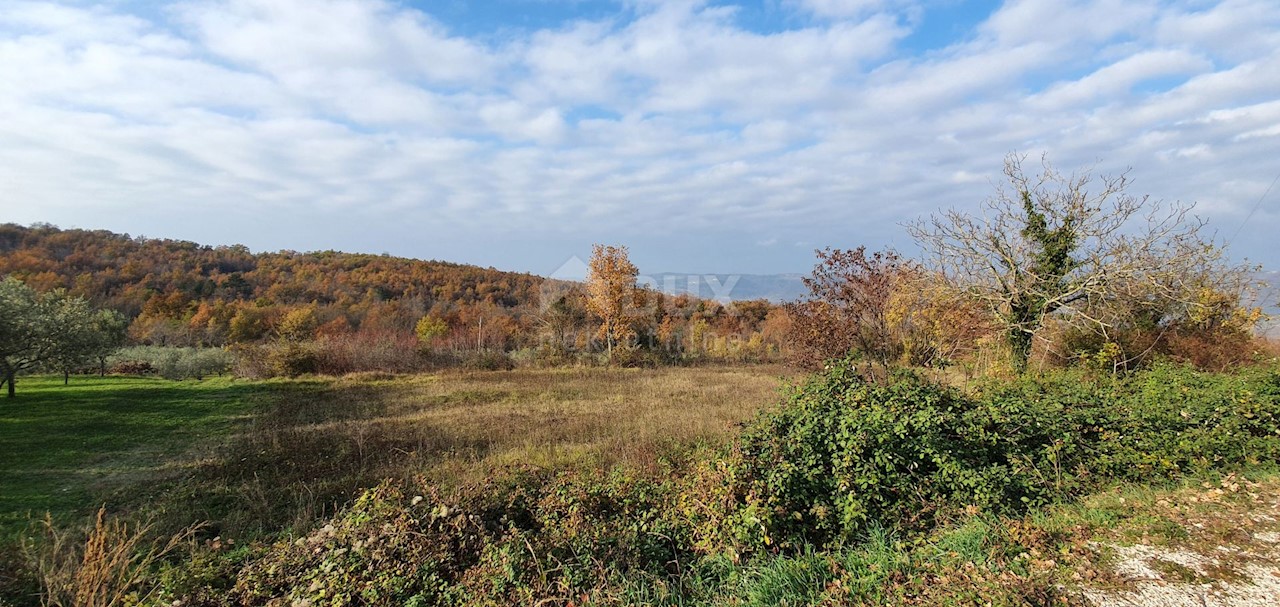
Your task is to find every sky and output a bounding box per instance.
[1,0,1278,277]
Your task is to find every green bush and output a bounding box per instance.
[686,360,1280,555]
[266,342,318,377]
[108,346,233,380]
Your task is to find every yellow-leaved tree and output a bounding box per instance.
[585,244,639,360]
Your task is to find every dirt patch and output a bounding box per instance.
[1085,477,1280,607]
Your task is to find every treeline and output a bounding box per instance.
[0,224,786,375]
[5,151,1273,380]
[0,223,543,344]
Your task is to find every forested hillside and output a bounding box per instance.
[0,224,783,364]
[0,224,544,346]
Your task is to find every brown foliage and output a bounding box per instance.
[784,247,907,370]
[585,244,640,358]
[0,224,544,348]
[0,225,789,371]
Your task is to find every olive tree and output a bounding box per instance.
[1,277,126,396]
[907,153,1257,373]
[47,308,128,384]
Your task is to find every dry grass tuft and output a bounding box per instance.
[25,508,198,607]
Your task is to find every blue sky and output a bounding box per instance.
[1,0,1278,278]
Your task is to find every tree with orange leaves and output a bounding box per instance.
[585,244,639,360]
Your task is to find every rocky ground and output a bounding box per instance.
[1084,475,1280,607]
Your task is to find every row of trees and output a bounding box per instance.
[0,277,126,397]
[789,153,1268,376]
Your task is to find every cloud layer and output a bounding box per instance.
[1,0,1278,274]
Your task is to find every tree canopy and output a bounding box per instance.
[0,277,126,396]
[585,244,640,359]
[907,153,1260,373]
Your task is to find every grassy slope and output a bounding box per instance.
[6,365,1280,605]
[0,376,258,535]
[169,365,791,536]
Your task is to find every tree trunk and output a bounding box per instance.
[64,370,70,386]
[606,325,614,361]
[1008,329,1033,375]
[4,364,14,398]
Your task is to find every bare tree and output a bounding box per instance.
[907,153,1258,373]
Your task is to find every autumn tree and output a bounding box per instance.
[585,244,639,359]
[414,314,448,346]
[1057,266,1267,372]
[227,306,268,343]
[907,153,1256,373]
[277,305,319,342]
[784,247,909,370]
[884,267,994,368]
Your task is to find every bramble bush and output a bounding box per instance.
[685,359,1280,556]
[157,468,693,607]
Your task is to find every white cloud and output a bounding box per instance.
[174,0,496,85]
[0,0,1278,273]
[1030,49,1211,110]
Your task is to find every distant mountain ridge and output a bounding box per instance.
[645,272,808,303]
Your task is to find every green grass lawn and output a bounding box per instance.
[0,375,260,535]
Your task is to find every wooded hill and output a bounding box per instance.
[0,224,546,346]
[0,224,781,358]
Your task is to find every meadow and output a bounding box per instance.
[0,366,788,539]
[4,361,1280,606]
[0,376,257,535]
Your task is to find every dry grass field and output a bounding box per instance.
[223,365,793,506]
[0,365,793,538]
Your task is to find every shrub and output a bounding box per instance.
[24,509,198,607]
[230,333,432,378]
[108,346,233,380]
[267,342,318,377]
[312,331,430,375]
[461,349,514,371]
[684,359,1280,556]
[201,468,690,606]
